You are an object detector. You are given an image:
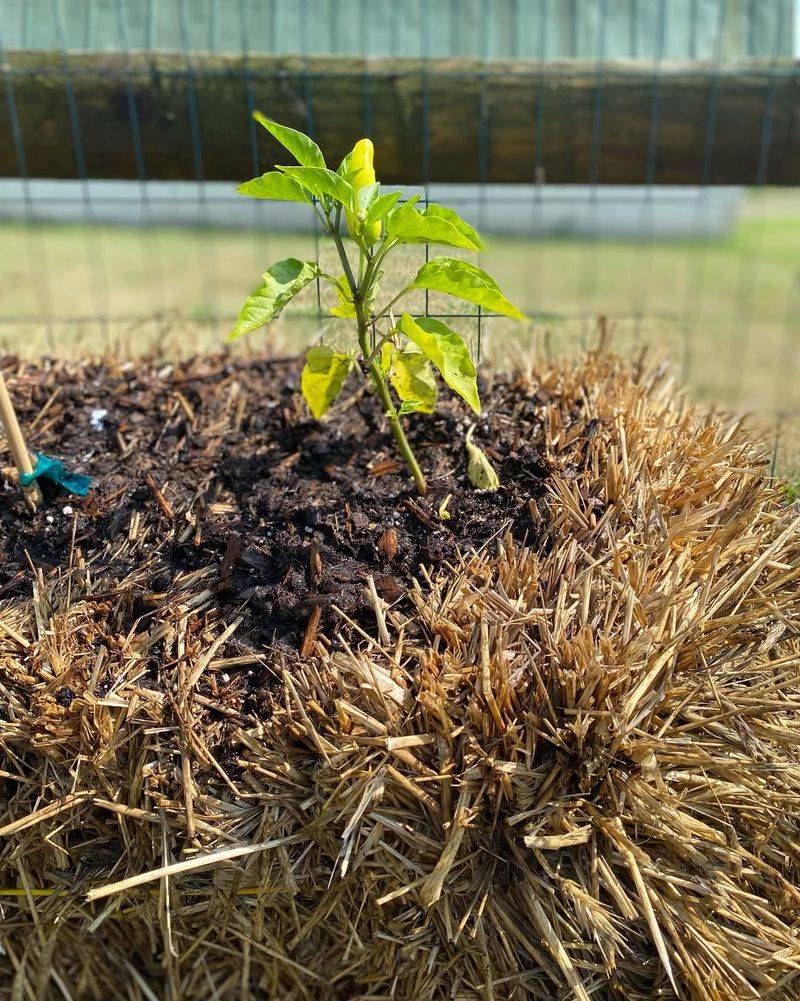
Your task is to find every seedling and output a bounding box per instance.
[230,114,524,494]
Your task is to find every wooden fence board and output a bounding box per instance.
[2,53,798,184]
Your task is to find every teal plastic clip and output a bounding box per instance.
[19,452,92,497]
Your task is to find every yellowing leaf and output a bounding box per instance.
[410,257,524,319]
[390,349,437,414]
[301,346,353,419]
[425,204,483,250]
[399,313,480,414]
[386,202,481,251]
[229,258,320,341]
[465,425,500,491]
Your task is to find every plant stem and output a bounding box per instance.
[332,208,357,294]
[331,221,426,494]
[355,302,426,495]
[372,285,410,324]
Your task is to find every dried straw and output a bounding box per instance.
[2,350,800,1000]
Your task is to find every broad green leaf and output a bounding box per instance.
[228,258,320,341]
[390,349,437,414]
[398,313,480,414]
[425,204,483,250]
[465,425,500,491]
[386,201,481,251]
[409,257,524,319]
[364,190,402,229]
[301,345,353,419]
[253,112,325,169]
[237,171,309,203]
[278,165,354,209]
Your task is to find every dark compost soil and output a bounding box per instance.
[0,354,560,654]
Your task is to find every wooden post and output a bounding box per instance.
[0,368,41,509]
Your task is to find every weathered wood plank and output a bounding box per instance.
[2,52,798,184]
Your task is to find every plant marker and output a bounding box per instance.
[0,368,41,508]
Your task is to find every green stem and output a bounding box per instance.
[355,296,426,495]
[372,285,410,324]
[331,222,426,493]
[332,208,358,295]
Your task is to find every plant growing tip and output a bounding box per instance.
[231,114,525,494]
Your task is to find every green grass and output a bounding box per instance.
[1,189,798,470]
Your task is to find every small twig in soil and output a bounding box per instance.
[145,473,174,520]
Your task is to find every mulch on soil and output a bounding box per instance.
[0,352,553,651]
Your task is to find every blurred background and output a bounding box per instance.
[0,0,798,473]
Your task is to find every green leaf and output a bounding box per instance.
[386,201,481,251]
[379,341,394,376]
[398,313,480,414]
[465,425,500,491]
[364,190,402,229]
[237,171,310,203]
[336,149,354,177]
[330,271,379,319]
[277,166,354,209]
[228,258,320,341]
[390,349,438,414]
[398,399,424,417]
[253,112,325,169]
[425,204,483,250]
[409,257,524,319]
[357,181,380,212]
[330,276,356,318]
[301,345,353,419]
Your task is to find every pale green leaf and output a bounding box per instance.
[252,112,325,169]
[465,425,500,491]
[336,149,354,177]
[398,399,423,416]
[237,171,310,203]
[425,204,483,250]
[390,349,438,414]
[301,346,353,419]
[379,341,394,375]
[228,258,320,341]
[386,201,481,251]
[330,276,356,318]
[409,257,524,319]
[357,182,380,212]
[399,313,480,413]
[364,190,402,229]
[277,166,354,209]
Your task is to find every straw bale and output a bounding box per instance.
[2,351,800,999]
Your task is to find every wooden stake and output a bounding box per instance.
[0,368,42,509]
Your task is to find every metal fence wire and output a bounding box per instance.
[0,0,798,476]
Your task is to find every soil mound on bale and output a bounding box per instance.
[0,353,550,654]
[2,351,800,1000]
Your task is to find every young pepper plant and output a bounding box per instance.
[229,113,524,495]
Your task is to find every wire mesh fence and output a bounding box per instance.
[0,0,798,476]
